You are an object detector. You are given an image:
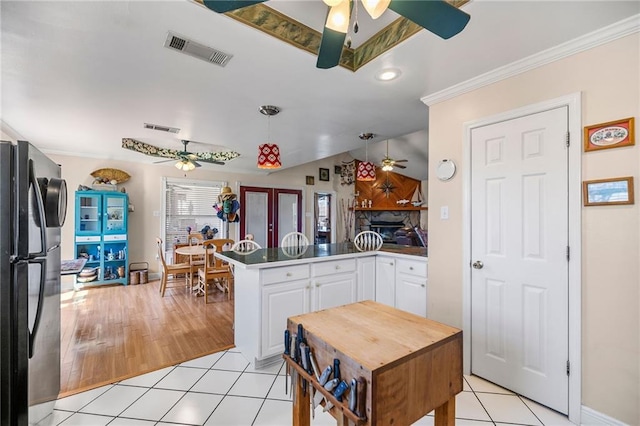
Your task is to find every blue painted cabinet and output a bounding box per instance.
[74,191,129,287]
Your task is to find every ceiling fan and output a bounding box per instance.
[381,140,407,171]
[202,0,470,69]
[121,138,241,171]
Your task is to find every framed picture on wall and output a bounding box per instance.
[583,176,634,206]
[584,117,635,152]
[319,168,330,181]
[334,165,342,175]
[306,176,315,185]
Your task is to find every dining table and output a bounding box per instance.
[174,245,226,294]
[174,245,206,295]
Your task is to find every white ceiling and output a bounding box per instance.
[1,1,637,181]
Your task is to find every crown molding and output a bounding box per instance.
[421,14,640,106]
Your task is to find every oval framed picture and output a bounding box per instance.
[584,117,635,152]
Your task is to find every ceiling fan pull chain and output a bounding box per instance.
[353,0,359,33]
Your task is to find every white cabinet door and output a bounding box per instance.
[395,273,427,317]
[261,279,310,358]
[375,256,396,307]
[312,273,357,311]
[357,256,376,301]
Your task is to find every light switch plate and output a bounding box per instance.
[440,206,449,220]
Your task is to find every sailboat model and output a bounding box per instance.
[411,186,424,207]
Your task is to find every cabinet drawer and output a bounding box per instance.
[75,235,100,242]
[104,234,126,241]
[262,265,310,285]
[312,259,356,277]
[396,259,427,277]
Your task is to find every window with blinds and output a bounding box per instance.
[164,178,225,246]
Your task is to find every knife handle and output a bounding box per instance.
[332,380,349,402]
[324,378,339,391]
[300,343,309,371]
[318,366,332,386]
[291,333,298,362]
[284,330,290,356]
[303,345,313,375]
[333,359,341,382]
[348,378,357,412]
[309,350,321,381]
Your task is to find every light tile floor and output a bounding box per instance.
[46,348,575,425]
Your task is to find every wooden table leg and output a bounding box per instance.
[292,373,311,426]
[336,410,350,426]
[434,395,456,426]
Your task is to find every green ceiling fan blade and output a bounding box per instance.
[316,27,347,69]
[388,0,470,39]
[202,0,267,13]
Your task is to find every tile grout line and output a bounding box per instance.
[465,375,498,425]
[516,394,546,426]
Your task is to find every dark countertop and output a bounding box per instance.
[218,242,427,268]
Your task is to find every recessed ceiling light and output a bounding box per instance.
[375,68,401,81]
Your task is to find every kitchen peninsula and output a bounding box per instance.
[216,242,428,367]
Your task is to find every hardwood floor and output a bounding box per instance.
[59,279,234,397]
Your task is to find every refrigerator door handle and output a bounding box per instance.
[28,257,47,359]
[28,159,48,259]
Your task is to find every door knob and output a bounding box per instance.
[472,261,484,269]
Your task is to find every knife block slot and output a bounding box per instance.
[283,354,367,425]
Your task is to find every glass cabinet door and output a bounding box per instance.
[76,193,102,234]
[103,194,126,234]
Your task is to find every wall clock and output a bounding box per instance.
[436,159,456,181]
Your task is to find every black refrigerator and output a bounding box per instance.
[0,140,68,425]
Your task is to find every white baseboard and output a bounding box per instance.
[581,405,628,426]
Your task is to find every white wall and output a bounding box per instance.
[427,34,639,424]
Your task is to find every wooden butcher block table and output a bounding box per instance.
[285,300,462,426]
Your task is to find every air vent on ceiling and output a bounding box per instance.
[164,31,233,67]
[143,123,180,134]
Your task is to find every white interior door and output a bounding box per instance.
[470,106,569,413]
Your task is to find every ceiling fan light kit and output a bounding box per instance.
[175,159,197,171]
[381,139,408,171]
[326,0,351,32]
[362,0,391,19]
[257,105,282,169]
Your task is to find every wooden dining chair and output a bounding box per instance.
[188,233,204,245]
[156,237,192,296]
[198,245,233,303]
[210,239,234,267]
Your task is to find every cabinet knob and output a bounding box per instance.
[335,265,340,270]
[315,282,320,287]
[286,272,292,277]
[421,283,426,288]
[409,266,414,270]
[389,262,394,266]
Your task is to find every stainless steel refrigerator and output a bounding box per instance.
[0,140,67,425]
